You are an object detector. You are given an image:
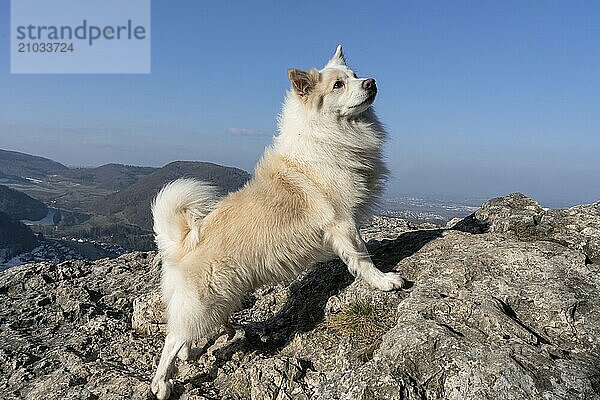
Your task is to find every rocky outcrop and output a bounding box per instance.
[0,194,599,399]
[472,193,600,265]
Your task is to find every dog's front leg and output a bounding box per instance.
[151,333,186,399]
[325,221,405,291]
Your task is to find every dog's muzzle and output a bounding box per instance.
[362,78,376,92]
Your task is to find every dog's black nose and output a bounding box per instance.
[362,78,376,91]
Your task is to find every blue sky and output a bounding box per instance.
[0,1,599,206]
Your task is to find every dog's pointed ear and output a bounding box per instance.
[288,68,319,98]
[325,45,346,67]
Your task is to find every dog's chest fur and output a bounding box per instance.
[273,98,388,221]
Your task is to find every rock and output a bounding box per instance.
[0,196,599,399]
[469,193,600,264]
[445,217,462,229]
[360,215,435,241]
[0,252,160,400]
[132,292,166,335]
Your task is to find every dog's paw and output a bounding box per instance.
[150,377,172,400]
[375,272,405,291]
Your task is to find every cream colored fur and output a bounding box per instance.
[150,46,405,399]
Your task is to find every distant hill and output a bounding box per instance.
[0,185,48,221]
[64,164,157,191]
[97,161,251,229]
[0,149,252,249]
[0,149,69,179]
[0,211,37,262]
[0,149,156,191]
[0,171,28,185]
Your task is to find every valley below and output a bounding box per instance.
[0,149,250,268]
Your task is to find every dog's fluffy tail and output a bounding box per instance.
[152,178,219,261]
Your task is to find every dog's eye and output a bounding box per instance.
[333,80,344,90]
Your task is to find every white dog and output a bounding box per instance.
[150,46,405,399]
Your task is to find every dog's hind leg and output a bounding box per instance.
[151,333,186,400]
[325,221,405,291]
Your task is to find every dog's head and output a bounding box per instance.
[287,46,377,117]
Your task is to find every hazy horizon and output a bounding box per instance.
[0,145,592,209]
[1,2,599,207]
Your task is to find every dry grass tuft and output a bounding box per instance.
[325,299,396,360]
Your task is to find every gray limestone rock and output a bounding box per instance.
[1,194,599,399]
[471,193,600,264]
